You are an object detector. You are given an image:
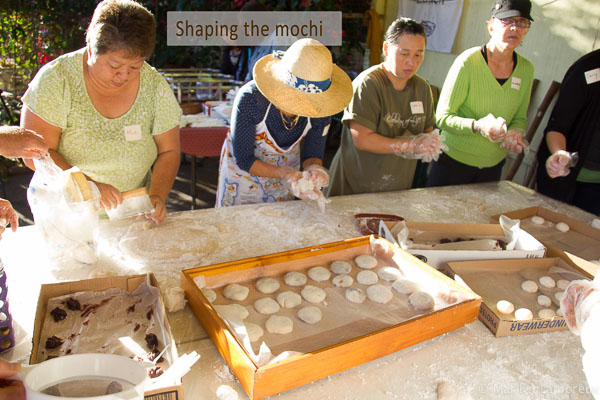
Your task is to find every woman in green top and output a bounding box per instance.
[426,0,533,187]
[326,18,445,197]
[21,0,181,223]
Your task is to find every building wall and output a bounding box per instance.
[382,0,600,185]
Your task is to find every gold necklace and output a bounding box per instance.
[280,110,300,131]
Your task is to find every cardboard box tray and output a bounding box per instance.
[445,257,593,337]
[492,206,600,263]
[378,220,546,270]
[30,274,183,400]
[181,236,481,400]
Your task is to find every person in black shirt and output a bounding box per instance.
[536,49,600,216]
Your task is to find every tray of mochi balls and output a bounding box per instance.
[445,256,592,336]
[181,236,479,364]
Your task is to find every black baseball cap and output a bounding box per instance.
[491,0,534,21]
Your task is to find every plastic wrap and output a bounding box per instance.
[27,157,100,264]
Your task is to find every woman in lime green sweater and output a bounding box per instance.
[427,0,534,187]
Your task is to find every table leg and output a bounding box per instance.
[191,155,197,210]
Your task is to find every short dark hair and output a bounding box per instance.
[86,0,156,60]
[384,17,427,45]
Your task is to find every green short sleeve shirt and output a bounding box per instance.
[23,48,182,191]
[326,65,435,196]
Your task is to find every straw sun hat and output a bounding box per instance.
[254,38,353,118]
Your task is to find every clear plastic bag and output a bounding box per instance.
[27,157,100,264]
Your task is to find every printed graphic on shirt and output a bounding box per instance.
[384,113,425,129]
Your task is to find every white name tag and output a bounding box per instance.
[124,125,142,141]
[585,68,600,85]
[410,101,424,114]
[511,77,521,90]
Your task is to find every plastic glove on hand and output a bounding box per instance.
[391,130,447,162]
[546,150,575,178]
[474,113,507,142]
[502,130,529,155]
[305,164,330,188]
[561,277,600,335]
[287,170,330,212]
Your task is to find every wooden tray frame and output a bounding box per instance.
[181,236,481,400]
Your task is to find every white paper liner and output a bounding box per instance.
[36,276,172,371]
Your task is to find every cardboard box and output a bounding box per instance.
[379,220,546,270]
[181,236,481,400]
[30,274,183,400]
[444,257,593,337]
[492,206,600,265]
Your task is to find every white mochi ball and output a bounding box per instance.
[514,308,533,321]
[330,260,352,275]
[265,315,293,334]
[223,284,249,301]
[254,297,280,315]
[284,271,307,287]
[332,274,353,287]
[357,270,378,285]
[256,278,280,294]
[496,300,514,314]
[308,266,331,282]
[301,285,326,303]
[521,280,538,293]
[355,254,378,269]
[276,291,302,308]
[345,287,366,304]
[366,284,393,304]
[297,306,322,324]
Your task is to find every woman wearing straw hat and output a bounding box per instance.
[326,18,446,197]
[216,38,352,207]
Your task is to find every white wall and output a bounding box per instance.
[383,0,600,185]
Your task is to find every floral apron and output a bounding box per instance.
[216,104,312,207]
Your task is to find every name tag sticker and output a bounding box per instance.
[584,68,600,85]
[124,125,142,141]
[511,77,521,90]
[410,101,424,114]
